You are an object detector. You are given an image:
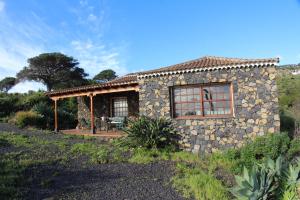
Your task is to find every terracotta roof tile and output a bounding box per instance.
[138,56,279,77]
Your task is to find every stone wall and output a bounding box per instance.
[77,91,139,129]
[139,66,280,154]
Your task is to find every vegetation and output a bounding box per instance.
[93,69,117,82]
[1,128,300,199]
[222,133,291,173]
[231,156,300,200]
[16,52,88,91]
[0,91,77,129]
[123,116,178,149]
[11,111,44,128]
[0,77,16,93]
[277,70,300,134]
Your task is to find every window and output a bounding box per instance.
[112,97,128,117]
[173,84,232,118]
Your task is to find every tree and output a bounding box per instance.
[0,77,16,92]
[17,53,88,91]
[93,69,117,82]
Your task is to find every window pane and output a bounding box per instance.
[187,88,193,95]
[173,84,232,117]
[181,95,187,102]
[202,85,232,116]
[113,98,128,117]
[174,95,180,103]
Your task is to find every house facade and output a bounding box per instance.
[47,56,280,153]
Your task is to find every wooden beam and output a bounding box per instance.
[90,94,95,134]
[54,99,58,132]
[49,85,139,100]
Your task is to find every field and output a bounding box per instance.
[0,123,185,200]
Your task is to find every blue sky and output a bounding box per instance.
[0,0,300,92]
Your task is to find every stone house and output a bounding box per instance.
[47,56,280,153]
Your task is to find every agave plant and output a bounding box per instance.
[231,166,277,200]
[231,156,300,200]
[282,158,300,200]
[231,156,288,200]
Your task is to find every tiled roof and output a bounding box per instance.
[138,56,279,78]
[46,56,279,96]
[46,74,138,96]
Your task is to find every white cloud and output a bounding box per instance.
[87,13,97,21]
[0,1,4,13]
[9,81,46,93]
[0,11,47,91]
[0,0,129,92]
[70,39,128,77]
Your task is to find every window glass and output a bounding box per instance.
[113,98,128,117]
[173,84,232,117]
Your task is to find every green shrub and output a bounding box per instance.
[21,91,50,110]
[0,93,22,118]
[32,101,54,128]
[123,116,178,149]
[12,111,45,129]
[288,138,300,159]
[226,133,290,173]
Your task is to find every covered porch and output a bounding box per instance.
[46,75,139,136]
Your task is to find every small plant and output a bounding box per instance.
[173,162,229,200]
[288,138,300,159]
[12,111,45,129]
[225,133,290,173]
[231,156,300,200]
[231,161,279,199]
[123,116,178,149]
[282,159,300,200]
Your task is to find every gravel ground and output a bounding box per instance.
[0,123,186,200]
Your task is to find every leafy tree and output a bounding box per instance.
[17,53,88,91]
[93,69,117,82]
[0,77,16,92]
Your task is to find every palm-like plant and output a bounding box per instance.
[123,116,177,149]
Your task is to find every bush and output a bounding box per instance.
[288,138,300,159]
[32,101,54,129]
[0,93,22,118]
[123,116,178,149]
[12,111,45,129]
[223,133,290,173]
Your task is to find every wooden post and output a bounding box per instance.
[54,99,58,132]
[90,94,95,134]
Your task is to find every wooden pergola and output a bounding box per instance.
[46,76,139,134]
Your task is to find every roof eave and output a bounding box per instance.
[137,61,279,79]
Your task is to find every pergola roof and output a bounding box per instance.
[46,74,138,98]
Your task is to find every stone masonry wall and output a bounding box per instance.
[77,91,139,129]
[139,66,280,154]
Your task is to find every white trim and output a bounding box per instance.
[137,62,278,79]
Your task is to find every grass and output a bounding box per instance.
[0,131,234,199]
[172,162,229,200]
